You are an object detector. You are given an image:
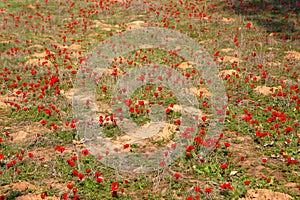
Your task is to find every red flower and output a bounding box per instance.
[67,160,75,167]
[111,182,119,191]
[174,173,180,179]
[62,193,68,199]
[186,145,195,152]
[129,107,135,113]
[285,126,293,133]
[97,177,103,183]
[194,136,202,145]
[40,119,47,125]
[220,163,227,169]
[221,182,233,190]
[40,192,46,199]
[72,170,78,176]
[166,108,171,114]
[224,142,230,147]
[67,184,73,189]
[70,123,76,129]
[78,173,84,180]
[55,145,65,153]
[194,187,201,192]
[246,22,252,28]
[95,171,101,177]
[244,180,251,185]
[159,160,166,166]
[205,187,212,193]
[175,119,181,125]
[81,149,89,156]
[123,144,130,149]
[214,51,219,57]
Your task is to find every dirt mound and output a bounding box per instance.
[254,85,281,96]
[15,193,58,200]
[0,94,9,110]
[0,181,60,200]
[239,189,293,200]
[284,50,300,61]
[1,181,37,192]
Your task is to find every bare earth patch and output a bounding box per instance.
[61,88,75,100]
[15,193,59,200]
[190,87,211,97]
[8,122,50,144]
[0,180,59,200]
[284,50,300,61]
[283,182,300,196]
[177,62,194,70]
[218,56,241,63]
[25,58,53,67]
[1,181,37,192]
[31,51,55,58]
[0,94,9,110]
[266,62,281,67]
[239,189,293,200]
[126,21,147,30]
[219,69,239,77]
[91,19,116,30]
[112,123,179,151]
[227,134,262,171]
[226,132,298,198]
[254,85,281,96]
[220,48,234,53]
[221,17,235,23]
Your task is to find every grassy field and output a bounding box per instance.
[0,0,299,199]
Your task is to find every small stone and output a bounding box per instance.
[229,171,238,176]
